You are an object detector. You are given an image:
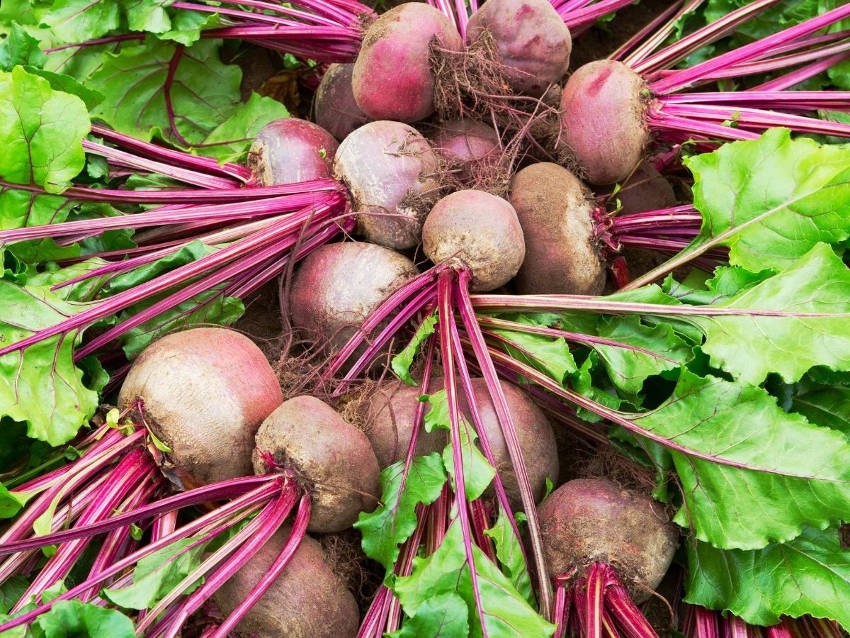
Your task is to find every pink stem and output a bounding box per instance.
[560,0,634,28]
[613,0,697,65]
[754,51,850,91]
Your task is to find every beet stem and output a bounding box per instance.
[613,0,695,65]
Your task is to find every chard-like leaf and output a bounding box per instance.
[88,39,244,145]
[691,243,850,384]
[686,526,850,629]
[0,23,46,70]
[354,454,447,572]
[393,521,555,638]
[490,324,576,384]
[0,67,89,193]
[632,370,850,550]
[200,93,290,164]
[0,280,98,445]
[388,593,469,638]
[0,483,30,519]
[392,311,437,386]
[29,599,134,637]
[103,538,205,610]
[483,508,534,606]
[41,0,120,44]
[791,383,850,436]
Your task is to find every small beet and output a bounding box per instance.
[510,162,606,295]
[466,0,571,96]
[334,120,440,249]
[118,328,282,486]
[314,63,370,141]
[248,118,338,185]
[253,396,380,533]
[289,241,418,353]
[431,119,500,165]
[422,189,525,291]
[538,478,678,602]
[352,3,463,122]
[213,529,359,638]
[560,60,650,185]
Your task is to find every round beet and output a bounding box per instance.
[289,241,418,353]
[118,328,282,486]
[615,162,676,215]
[213,529,359,638]
[510,162,606,295]
[363,380,446,468]
[334,121,440,249]
[248,118,339,185]
[560,60,650,185]
[431,120,500,165]
[314,63,370,141]
[466,0,571,96]
[422,189,525,292]
[352,3,462,122]
[253,396,380,533]
[538,478,678,602]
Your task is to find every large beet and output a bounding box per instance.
[118,328,282,487]
[509,162,606,295]
[213,529,359,638]
[314,63,370,141]
[334,121,440,249]
[538,478,678,602]
[253,396,380,533]
[289,241,418,353]
[248,118,338,184]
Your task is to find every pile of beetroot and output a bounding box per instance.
[1,0,850,636]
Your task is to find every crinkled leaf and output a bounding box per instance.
[88,39,243,145]
[685,129,850,272]
[0,23,46,70]
[29,599,134,638]
[0,483,30,519]
[394,521,555,638]
[632,370,850,550]
[0,67,89,192]
[664,266,773,305]
[691,244,850,385]
[200,92,289,163]
[125,0,172,34]
[483,508,533,605]
[103,240,213,294]
[0,280,98,445]
[103,537,204,609]
[354,454,447,572]
[41,0,120,44]
[21,67,104,110]
[392,311,437,386]
[490,325,576,384]
[686,526,850,629]
[389,593,469,638]
[441,422,495,502]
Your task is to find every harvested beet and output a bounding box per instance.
[352,3,463,122]
[538,478,678,602]
[560,60,650,185]
[213,528,359,638]
[431,119,500,165]
[248,118,339,185]
[422,189,525,291]
[334,121,440,249]
[289,241,418,353]
[118,327,282,487]
[314,63,371,141]
[253,395,380,533]
[466,0,571,96]
[509,162,606,295]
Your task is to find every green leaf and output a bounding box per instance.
[394,521,555,638]
[29,600,134,638]
[88,39,244,145]
[389,593,469,638]
[392,311,437,386]
[490,323,576,384]
[41,0,120,43]
[0,577,28,615]
[21,68,104,110]
[791,384,850,436]
[0,67,90,192]
[124,0,172,34]
[200,93,289,163]
[691,244,850,385]
[103,538,204,609]
[0,23,46,70]
[632,370,850,550]
[686,526,850,629]
[685,129,850,272]
[441,422,495,502]
[0,483,30,519]
[0,280,98,445]
[483,508,534,606]
[354,454,447,572]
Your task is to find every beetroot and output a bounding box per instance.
[431,119,500,165]
[509,162,606,295]
[559,60,650,185]
[213,528,359,638]
[466,0,571,96]
[248,118,339,185]
[289,241,418,353]
[615,162,677,216]
[422,189,525,291]
[118,327,282,487]
[334,121,440,249]
[314,63,370,141]
[352,3,463,122]
[538,478,678,602]
[253,395,380,533]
